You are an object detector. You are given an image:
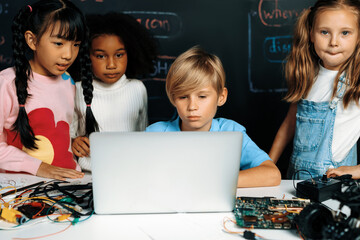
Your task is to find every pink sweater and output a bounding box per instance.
[0,67,80,175]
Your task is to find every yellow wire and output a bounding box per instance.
[0,187,84,229]
[7,196,57,211]
[0,185,17,195]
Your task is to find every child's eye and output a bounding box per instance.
[178,96,187,99]
[74,42,81,47]
[199,95,207,99]
[116,53,124,58]
[342,31,349,36]
[321,30,328,35]
[54,42,63,46]
[96,55,105,59]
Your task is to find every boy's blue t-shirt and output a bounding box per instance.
[146,117,270,170]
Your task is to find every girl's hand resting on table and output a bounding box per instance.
[36,162,84,181]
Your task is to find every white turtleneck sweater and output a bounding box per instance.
[71,74,148,171]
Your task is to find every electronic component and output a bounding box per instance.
[296,175,342,202]
[17,202,55,219]
[295,178,360,239]
[0,208,26,224]
[0,181,94,229]
[243,230,255,240]
[234,197,311,229]
[295,203,334,239]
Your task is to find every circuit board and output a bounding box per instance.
[234,197,311,229]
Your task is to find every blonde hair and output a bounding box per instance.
[285,0,360,108]
[166,46,226,105]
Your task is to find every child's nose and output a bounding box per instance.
[188,98,198,110]
[62,46,73,60]
[329,35,338,47]
[106,57,116,69]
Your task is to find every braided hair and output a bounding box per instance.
[11,0,98,149]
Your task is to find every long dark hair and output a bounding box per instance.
[12,0,98,149]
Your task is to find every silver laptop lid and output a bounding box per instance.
[90,131,242,214]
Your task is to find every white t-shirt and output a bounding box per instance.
[305,65,360,162]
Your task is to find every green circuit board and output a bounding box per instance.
[234,197,311,229]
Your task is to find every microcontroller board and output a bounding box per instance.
[234,197,311,229]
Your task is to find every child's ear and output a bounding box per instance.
[217,87,228,107]
[24,31,37,51]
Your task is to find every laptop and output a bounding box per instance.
[90,131,242,214]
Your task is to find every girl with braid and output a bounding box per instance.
[71,12,157,171]
[0,0,98,180]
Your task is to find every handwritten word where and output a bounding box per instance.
[258,0,308,27]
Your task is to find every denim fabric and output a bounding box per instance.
[288,77,357,180]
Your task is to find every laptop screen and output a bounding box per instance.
[90,131,242,214]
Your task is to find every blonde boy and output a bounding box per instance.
[146,46,281,187]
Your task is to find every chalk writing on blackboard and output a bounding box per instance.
[258,0,306,27]
[0,3,9,15]
[123,11,182,39]
[147,55,176,81]
[248,11,287,93]
[263,35,291,63]
[0,55,12,65]
[248,0,314,93]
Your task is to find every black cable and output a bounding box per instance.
[29,181,94,216]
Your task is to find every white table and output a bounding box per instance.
[0,173,344,240]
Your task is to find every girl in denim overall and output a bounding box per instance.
[269,0,360,180]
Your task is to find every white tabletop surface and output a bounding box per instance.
[0,173,345,240]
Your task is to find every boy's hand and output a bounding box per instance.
[36,162,84,181]
[72,136,90,157]
[326,165,360,179]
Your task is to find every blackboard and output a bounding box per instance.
[0,0,317,177]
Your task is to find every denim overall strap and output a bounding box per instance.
[329,75,346,109]
[288,75,357,180]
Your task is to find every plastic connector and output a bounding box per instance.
[61,197,74,203]
[56,213,71,221]
[1,207,23,223]
[72,217,80,225]
[243,230,255,240]
[74,205,83,212]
